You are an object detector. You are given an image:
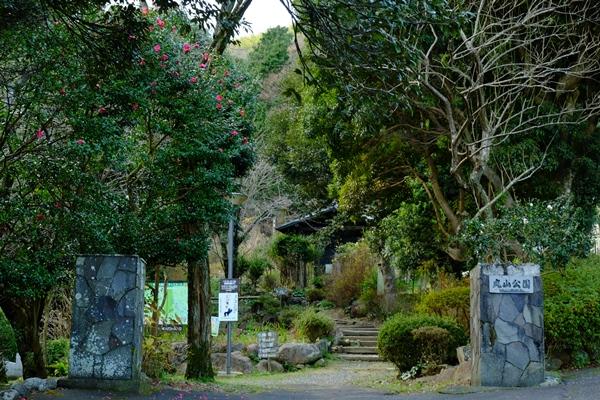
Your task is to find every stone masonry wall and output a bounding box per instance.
[470,263,544,386]
[69,255,145,383]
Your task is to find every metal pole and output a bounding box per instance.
[226,215,235,375]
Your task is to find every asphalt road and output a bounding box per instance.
[28,372,600,400]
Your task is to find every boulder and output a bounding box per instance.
[256,360,284,373]
[316,338,331,355]
[246,344,258,357]
[276,343,322,365]
[1,389,20,400]
[313,359,326,368]
[170,342,188,367]
[24,377,46,391]
[211,352,254,374]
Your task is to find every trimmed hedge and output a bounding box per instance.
[544,256,600,367]
[0,307,17,382]
[377,314,467,373]
[0,308,17,362]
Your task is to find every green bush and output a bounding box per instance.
[142,336,175,379]
[306,287,325,303]
[377,314,467,374]
[46,338,70,376]
[247,257,270,287]
[416,286,470,331]
[411,326,451,368]
[260,270,280,292]
[250,294,281,323]
[294,308,334,342]
[277,306,302,329]
[0,307,17,382]
[544,256,600,367]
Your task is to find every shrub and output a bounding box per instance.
[0,308,17,382]
[277,306,302,329]
[411,326,451,368]
[306,287,325,303]
[325,241,378,307]
[260,270,280,292]
[247,257,270,287]
[416,286,470,331]
[46,338,69,377]
[377,314,467,374]
[544,255,600,367]
[250,294,281,323]
[142,336,176,379]
[294,308,334,342]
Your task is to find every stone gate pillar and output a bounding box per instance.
[470,263,544,386]
[66,255,145,391]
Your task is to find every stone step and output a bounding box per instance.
[340,346,378,354]
[339,337,377,346]
[340,329,379,336]
[335,321,377,329]
[337,353,381,362]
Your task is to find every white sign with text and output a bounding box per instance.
[489,275,534,294]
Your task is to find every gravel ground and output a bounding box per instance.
[218,360,397,391]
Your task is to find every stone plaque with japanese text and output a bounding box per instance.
[489,275,534,294]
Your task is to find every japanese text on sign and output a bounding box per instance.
[257,331,279,359]
[489,275,534,294]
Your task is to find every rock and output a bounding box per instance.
[211,352,254,374]
[313,359,326,368]
[24,377,45,391]
[176,362,187,376]
[246,344,258,357]
[457,345,471,364]
[170,342,188,366]
[5,353,23,379]
[40,378,58,391]
[256,360,284,373]
[540,375,561,387]
[1,389,20,400]
[231,343,245,352]
[295,364,305,370]
[276,343,322,365]
[10,383,28,396]
[316,338,330,355]
[546,357,562,371]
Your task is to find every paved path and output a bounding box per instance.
[29,371,600,400]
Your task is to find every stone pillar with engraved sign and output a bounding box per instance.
[470,263,544,387]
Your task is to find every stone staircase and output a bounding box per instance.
[333,319,381,361]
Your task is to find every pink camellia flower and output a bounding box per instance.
[153,44,161,53]
[148,24,154,32]
[193,43,200,49]
[216,103,223,110]
[231,130,239,136]
[215,94,223,102]
[171,26,177,33]
[141,7,149,15]
[239,108,246,117]
[36,129,44,139]
[202,52,209,62]
[160,53,169,61]
[139,58,146,66]
[98,107,107,115]
[183,43,191,54]
[156,18,165,28]
[189,76,198,84]
[242,136,249,144]
[59,87,66,95]
[131,102,139,111]
[76,139,85,145]
[199,63,206,69]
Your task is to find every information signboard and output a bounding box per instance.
[219,279,239,322]
[257,331,279,359]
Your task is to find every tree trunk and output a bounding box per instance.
[186,258,214,379]
[379,261,397,314]
[2,299,48,378]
